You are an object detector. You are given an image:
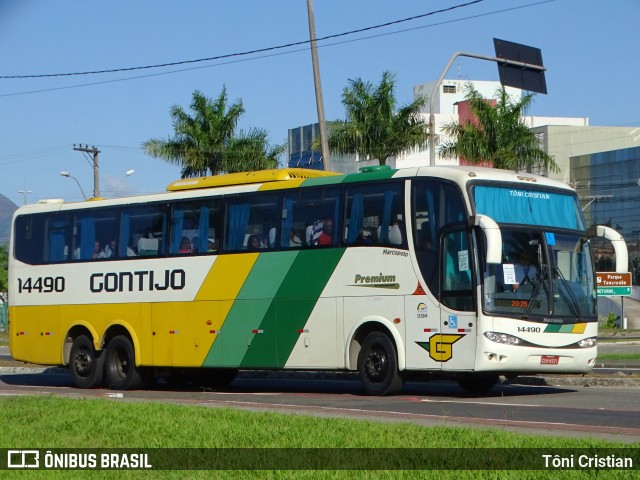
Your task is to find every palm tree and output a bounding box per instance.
[438,84,558,173]
[143,87,283,177]
[328,71,429,166]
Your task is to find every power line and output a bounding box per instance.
[0,0,488,80]
[0,0,557,99]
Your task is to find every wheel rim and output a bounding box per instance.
[364,345,388,383]
[111,348,129,380]
[74,348,94,378]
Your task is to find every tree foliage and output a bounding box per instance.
[438,84,558,173]
[327,71,429,166]
[143,87,283,177]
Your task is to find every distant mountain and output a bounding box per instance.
[0,194,18,245]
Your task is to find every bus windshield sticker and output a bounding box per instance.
[503,264,516,284]
[545,232,556,245]
[458,250,469,271]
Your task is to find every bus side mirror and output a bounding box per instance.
[473,214,502,264]
[589,225,628,273]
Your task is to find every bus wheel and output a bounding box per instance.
[457,374,499,393]
[358,331,404,396]
[69,334,104,389]
[104,335,143,390]
[189,368,238,389]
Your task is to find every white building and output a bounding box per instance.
[389,79,589,175]
[288,79,638,185]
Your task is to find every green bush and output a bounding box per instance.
[603,311,618,329]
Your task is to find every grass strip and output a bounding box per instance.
[597,354,640,360]
[0,396,638,479]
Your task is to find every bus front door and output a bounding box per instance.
[439,229,477,370]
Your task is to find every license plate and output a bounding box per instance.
[541,355,559,365]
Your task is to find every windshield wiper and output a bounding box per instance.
[553,267,583,321]
[522,264,548,319]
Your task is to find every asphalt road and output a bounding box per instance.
[1,367,639,443]
[1,342,639,443]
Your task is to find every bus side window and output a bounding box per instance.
[442,230,473,311]
[14,213,71,265]
[120,205,166,258]
[344,183,404,247]
[168,199,220,255]
[225,194,280,252]
[280,188,341,249]
[72,209,118,261]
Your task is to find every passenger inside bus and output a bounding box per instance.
[510,248,540,292]
[316,219,333,245]
[93,241,107,259]
[247,234,262,251]
[378,219,404,245]
[178,237,192,254]
[103,240,116,258]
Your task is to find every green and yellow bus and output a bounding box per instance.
[9,166,628,395]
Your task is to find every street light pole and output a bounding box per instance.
[60,171,87,200]
[114,169,135,196]
[18,189,32,205]
[428,50,546,166]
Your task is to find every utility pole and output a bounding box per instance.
[306,0,331,171]
[73,144,100,198]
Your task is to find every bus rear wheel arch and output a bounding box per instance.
[69,334,104,389]
[357,331,404,396]
[104,335,150,390]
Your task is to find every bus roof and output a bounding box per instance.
[166,168,341,191]
[14,165,574,217]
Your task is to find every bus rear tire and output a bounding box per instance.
[69,334,104,389]
[457,373,499,393]
[358,331,404,396]
[104,335,143,390]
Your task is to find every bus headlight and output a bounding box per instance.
[484,332,522,345]
[577,337,597,348]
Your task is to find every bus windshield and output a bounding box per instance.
[473,185,586,230]
[482,229,597,321]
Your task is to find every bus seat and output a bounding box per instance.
[137,237,159,256]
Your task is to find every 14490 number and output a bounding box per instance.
[18,276,65,293]
[518,326,541,333]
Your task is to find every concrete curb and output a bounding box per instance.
[505,375,640,388]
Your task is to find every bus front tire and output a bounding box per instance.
[457,373,499,393]
[69,334,104,389]
[358,331,404,396]
[104,335,144,390]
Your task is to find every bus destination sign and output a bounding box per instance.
[596,272,632,297]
